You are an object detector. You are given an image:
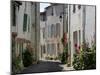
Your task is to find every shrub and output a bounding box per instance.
[73,43,96,70]
[60,33,68,64]
[12,55,22,73]
[83,44,96,69]
[23,49,33,67]
[61,52,67,64]
[45,56,54,60]
[50,57,53,60]
[59,44,68,64]
[73,53,84,70]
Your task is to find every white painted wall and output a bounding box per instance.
[69,5,96,65]
[85,6,96,47]
[70,5,83,64]
[40,21,46,45]
[40,4,65,57]
[16,2,32,41]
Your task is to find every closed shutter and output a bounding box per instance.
[28,16,30,32]
[23,14,27,32]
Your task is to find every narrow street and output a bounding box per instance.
[19,60,63,74]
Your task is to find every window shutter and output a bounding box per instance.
[73,5,76,13]
[23,14,27,32]
[28,16,30,32]
[78,5,81,9]
[12,4,16,26]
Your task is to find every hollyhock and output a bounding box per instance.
[63,33,67,46]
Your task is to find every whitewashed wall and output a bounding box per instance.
[41,4,65,57]
[16,2,32,41]
[40,21,46,45]
[70,5,83,64]
[85,6,96,47]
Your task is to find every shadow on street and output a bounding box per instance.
[19,60,63,74]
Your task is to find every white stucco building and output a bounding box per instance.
[11,1,40,64]
[67,5,96,66]
[68,5,83,65]
[85,6,96,47]
[40,12,46,59]
[12,1,96,69]
[40,4,68,59]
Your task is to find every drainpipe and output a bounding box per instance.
[63,4,66,33]
[34,3,39,62]
[94,6,96,44]
[83,6,86,43]
[68,5,71,67]
[35,3,40,62]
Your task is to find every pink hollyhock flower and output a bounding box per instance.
[74,43,77,48]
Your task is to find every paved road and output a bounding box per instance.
[19,60,63,74]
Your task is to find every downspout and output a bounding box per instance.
[83,6,86,43]
[68,5,71,66]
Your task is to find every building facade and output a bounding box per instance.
[69,5,83,65]
[40,12,46,59]
[67,5,96,66]
[84,6,96,47]
[40,4,68,59]
[11,1,40,72]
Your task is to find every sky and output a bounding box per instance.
[40,3,50,12]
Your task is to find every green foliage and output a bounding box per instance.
[50,57,53,60]
[23,49,33,67]
[83,44,96,69]
[73,43,96,70]
[73,54,84,70]
[60,33,68,64]
[59,44,68,64]
[12,55,22,73]
[59,52,67,64]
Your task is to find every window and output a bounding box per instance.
[47,44,50,55]
[42,15,45,21]
[12,5,16,26]
[73,5,76,13]
[56,23,60,37]
[51,24,54,37]
[51,24,56,37]
[54,25,56,37]
[48,26,49,37]
[49,44,56,56]
[16,42,19,56]
[12,1,22,26]
[79,30,81,45]
[47,44,56,56]
[28,16,30,32]
[23,14,28,32]
[73,31,78,46]
[43,45,45,53]
[21,43,23,54]
[48,26,51,38]
[51,6,54,16]
[57,43,60,54]
[73,31,78,53]
[50,44,52,56]
[78,5,81,9]
[43,28,45,39]
[52,44,56,55]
